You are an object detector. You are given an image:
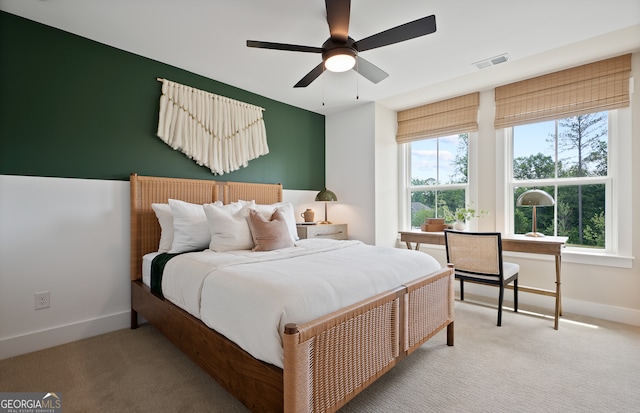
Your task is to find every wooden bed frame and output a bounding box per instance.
[129,173,455,412]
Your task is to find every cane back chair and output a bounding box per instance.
[444,230,519,326]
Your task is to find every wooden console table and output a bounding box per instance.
[399,231,568,330]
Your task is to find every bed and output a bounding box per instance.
[129,173,454,412]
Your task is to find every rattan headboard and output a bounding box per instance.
[129,173,283,280]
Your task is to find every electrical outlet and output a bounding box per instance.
[35,291,50,310]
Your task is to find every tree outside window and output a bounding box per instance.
[512,112,608,248]
[409,134,468,228]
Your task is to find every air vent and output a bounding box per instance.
[473,53,509,70]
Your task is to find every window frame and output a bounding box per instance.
[399,132,478,232]
[499,108,633,268]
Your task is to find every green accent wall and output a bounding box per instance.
[0,12,325,190]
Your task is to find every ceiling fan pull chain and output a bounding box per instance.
[356,58,359,100]
[322,71,325,106]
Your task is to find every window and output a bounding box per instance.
[406,133,469,229]
[509,111,611,249]
[397,93,479,231]
[495,54,631,265]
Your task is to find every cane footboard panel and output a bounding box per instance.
[283,267,454,413]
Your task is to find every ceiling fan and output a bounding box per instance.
[247,0,436,88]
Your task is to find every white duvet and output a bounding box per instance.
[159,238,441,368]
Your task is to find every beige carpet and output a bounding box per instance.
[2,299,639,413]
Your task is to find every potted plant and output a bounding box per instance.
[441,203,488,230]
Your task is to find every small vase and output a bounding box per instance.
[453,220,466,231]
[301,208,315,223]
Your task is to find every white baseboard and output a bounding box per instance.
[0,311,131,360]
[459,283,640,327]
[559,297,640,327]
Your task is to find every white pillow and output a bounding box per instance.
[151,203,174,252]
[168,199,219,253]
[221,200,247,214]
[204,202,255,251]
[252,202,299,242]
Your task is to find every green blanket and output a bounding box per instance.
[150,252,185,297]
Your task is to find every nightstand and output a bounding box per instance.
[296,223,348,240]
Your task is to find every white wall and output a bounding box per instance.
[325,103,377,244]
[0,175,131,360]
[374,104,401,247]
[282,189,321,221]
[0,175,318,360]
[324,103,399,246]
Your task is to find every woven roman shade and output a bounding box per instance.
[494,54,631,128]
[396,92,479,143]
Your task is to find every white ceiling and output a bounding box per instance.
[3,0,640,115]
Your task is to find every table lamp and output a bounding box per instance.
[516,189,555,237]
[315,189,337,224]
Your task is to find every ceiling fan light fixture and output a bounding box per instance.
[324,48,356,72]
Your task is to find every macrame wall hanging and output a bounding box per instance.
[156,78,269,175]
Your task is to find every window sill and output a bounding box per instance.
[502,249,633,269]
[399,236,634,269]
[562,249,634,269]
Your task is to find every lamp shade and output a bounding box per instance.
[516,189,554,207]
[315,189,337,202]
[315,189,337,224]
[516,189,554,237]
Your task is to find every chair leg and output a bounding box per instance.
[513,279,518,313]
[459,279,464,301]
[497,285,504,326]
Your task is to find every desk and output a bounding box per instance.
[399,231,568,330]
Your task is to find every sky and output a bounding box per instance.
[410,134,462,182]
[410,127,558,183]
[411,113,608,182]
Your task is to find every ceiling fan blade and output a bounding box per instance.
[354,15,436,52]
[246,40,322,54]
[325,0,350,43]
[294,62,326,88]
[355,56,389,84]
